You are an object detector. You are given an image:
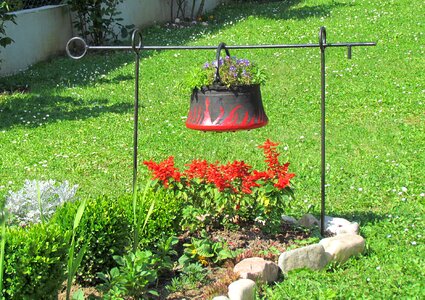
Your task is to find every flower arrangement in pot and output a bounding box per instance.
[186,43,268,132]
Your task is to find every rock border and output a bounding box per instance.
[212,214,365,300]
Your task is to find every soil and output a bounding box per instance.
[60,222,310,300]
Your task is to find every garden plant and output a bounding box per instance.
[0,0,424,298]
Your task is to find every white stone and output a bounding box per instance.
[319,234,365,264]
[228,279,256,300]
[174,18,180,23]
[278,244,329,273]
[282,215,298,225]
[213,296,230,300]
[323,216,359,236]
[298,213,320,228]
[233,257,279,283]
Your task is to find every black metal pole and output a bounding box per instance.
[131,30,142,194]
[319,27,326,236]
[65,36,376,60]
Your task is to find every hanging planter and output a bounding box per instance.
[186,43,268,132]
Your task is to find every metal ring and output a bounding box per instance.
[131,29,143,54]
[319,26,327,50]
[66,37,88,60]
[214,42,231,84]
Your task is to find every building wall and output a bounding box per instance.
[0,5,73,76]
[0,0,224,77]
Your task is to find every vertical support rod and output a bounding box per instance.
[131,30,143,194]
[347,46,352,59]
[319,27,327,236]
[132,53,140,193]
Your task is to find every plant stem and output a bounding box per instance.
[36,181,44,224]
[0,211,6,299]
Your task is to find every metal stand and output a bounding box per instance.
[66,27,376,236]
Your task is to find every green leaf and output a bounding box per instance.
[71,289,84,300]
[73,199,87,231]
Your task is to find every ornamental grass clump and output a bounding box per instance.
[144,139,295,232]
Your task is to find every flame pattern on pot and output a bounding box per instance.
[186,85,268,132]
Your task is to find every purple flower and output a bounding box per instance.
[203,62,210,69]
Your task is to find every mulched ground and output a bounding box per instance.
[59,222,311,300]
[165,222,311,299]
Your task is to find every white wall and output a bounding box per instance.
[117,0,224,29]
[0,0,224,77]
[0,5,73,76]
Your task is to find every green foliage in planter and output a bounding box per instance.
[3,223,68,300]
[53,195,131,285]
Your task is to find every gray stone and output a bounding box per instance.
[282,215,298,225]
[319,234,365,264]
[323,216,359,236]
[298,213,320,228]
[213,296,230,300]
[278,244,329,273]
[228,279,256,300]
[233,257,279,283]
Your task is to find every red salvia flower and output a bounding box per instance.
[184,159,209,180]
[258,139,281,175]
[143,156,181,187]
[143,140,295,201]
[274,172,296,190]
[206,162,230,191]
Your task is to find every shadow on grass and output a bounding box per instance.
[325,211,387,227]
[0,95,132,129]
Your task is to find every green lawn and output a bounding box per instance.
[1,0,424,298]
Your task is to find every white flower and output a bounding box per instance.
[401,187,408,192]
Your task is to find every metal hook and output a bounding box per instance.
[214,42,231,84]
[66,37,88,60]
[347,46,352,59]
[319,26,327,51]
[131,29,143,55]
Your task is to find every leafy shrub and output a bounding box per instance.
[66,0,134,44]
[178,230,237,267]
[5,179,78,226]
[0,1,16,68]
[3,223,68,300]
[166,263,210,293]
[134,188,183,248]
[98,250,159,299]
[52,195,131,285]
[52,189,183,285]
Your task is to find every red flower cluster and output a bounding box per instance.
[258,139,295,189]
[143,156,181,187]
[143,139,295,193]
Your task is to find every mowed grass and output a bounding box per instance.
[0,0,424,298]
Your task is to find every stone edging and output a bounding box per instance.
[212,214,365,300]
